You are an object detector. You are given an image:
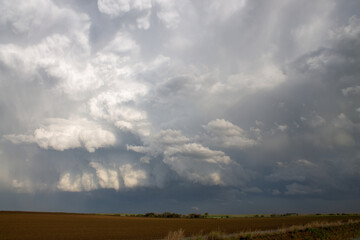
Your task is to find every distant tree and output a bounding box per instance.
[145,212,155,217]
[188,213,203,218]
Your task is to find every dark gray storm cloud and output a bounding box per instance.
[0,0,360,213]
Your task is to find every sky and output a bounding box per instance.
[0,0,360,214]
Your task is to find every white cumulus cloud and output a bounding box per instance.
[204,119,258,149]
[98,0,152,18]
[4,118,116,152]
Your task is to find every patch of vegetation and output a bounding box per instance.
[170,219,360,240]
[163,229,184,240]
[127,212,208,218]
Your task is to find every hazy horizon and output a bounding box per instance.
[1,0,360,214]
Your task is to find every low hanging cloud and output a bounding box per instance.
[203,119,259,149]
[57,160,149,192]
[163,143,233,185]
[4,118,116,152]
[89,90,150,136]
[210,63,286,95]
[57,172,97,192]
[128,128,246,186]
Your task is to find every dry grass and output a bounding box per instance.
[163,229,185,240]
[185,219,360,240]
[236,219,360,238]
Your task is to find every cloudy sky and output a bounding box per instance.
[1,0,360,214]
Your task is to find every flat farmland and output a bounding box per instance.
[1,212,360,240]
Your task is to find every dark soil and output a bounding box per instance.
[1,211,360,240]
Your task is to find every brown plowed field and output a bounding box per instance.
[1,211,359,240]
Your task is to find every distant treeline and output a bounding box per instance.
[125,212,301,218]
[120,212,357,219]
[269,213,299,217]
[125,212,208,218]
